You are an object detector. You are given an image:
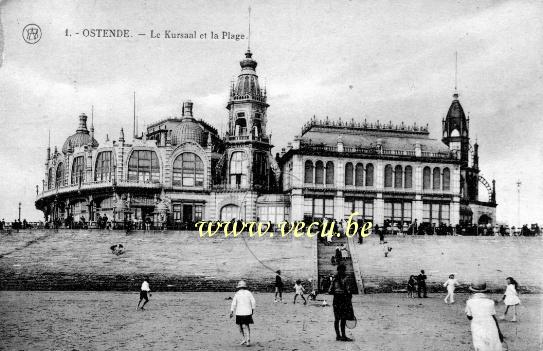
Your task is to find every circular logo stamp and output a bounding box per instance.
[22,24,42,44]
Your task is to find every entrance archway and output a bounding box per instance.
[478,214,492,225]
[220,204,240,221]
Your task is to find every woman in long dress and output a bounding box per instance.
[465,282,503,351]
[329,264,354,342]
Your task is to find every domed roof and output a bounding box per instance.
[171,101,206,146]
[445,93,466,120]
[62,113,99,153]
[234,50,261,97]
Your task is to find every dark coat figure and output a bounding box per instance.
[417,270,428,298]
[274,270,283,302]
[335,247,342,264]
[329,264,354,342]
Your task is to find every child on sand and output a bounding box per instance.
[230,280,256,346]
[407,275,416,298]
[293,279,307,305]
[443,274,459,304]
[500,276,520,322]
[136,278,151,310]
[274,270,284,303]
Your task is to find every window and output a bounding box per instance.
[442,168,450,190]
[423,167,431,189]
[344,162,353,186]
[365,163,374,186]
[404,166,413,188]
[304,160,314,184]
[229,151,248,188]
[384,201,412,224]
[220,204,240,221]
[71,156,85,185]
[173,152,204,187]
[235,114,247,135]
[55,163,64,187]
[433,167,441,190]
[303,197,334,220]
[95,151,113,181]
[258,205,289,223]
[384,164,393,187]
[394,165,403,188]
[325,161,334,185]
[355,163,364,186]
[344,198,373,221]
[48,168,53,189]
[315,161,324,184]
[423,202,450,225]
[128,150,160,182]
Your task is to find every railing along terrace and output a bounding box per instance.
[38,179,162,198]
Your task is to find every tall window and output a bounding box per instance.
[384,164,393,188]
[315,161,324,184]
[365,163,374,186]
[344,162,353,186]
[423,202,450,225]
[355,163,364,186]
[229,151,248,188]
[71,156,85,185]
[55,163,64,188]
[304,160,314,184]
[442,168,450,190]
[48,168,53,189]
[173,152,204,187]
[404,166,413,188]
[303,197,334,220]
[433,167,441,190]
[128,150,160,182]
[394,165,403,188]
[423,167,431,189]
[95,151,113,181]
[325,161,334,185]
[384,201,412,224]
[344,198,374,221]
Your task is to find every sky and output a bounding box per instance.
[0,0,541,224]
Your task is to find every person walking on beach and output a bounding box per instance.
[329,264,354,342]
[465,281,504,351]
[417,270,428,298]
[293,279,307,305]
[274,270,284,303]
[407,275,417,299]
[500,277,520,322]
[444,274,459,304]
[230,280,256,347]
[137,278,151,310]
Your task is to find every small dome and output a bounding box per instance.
[62,113,99,153]
[171,100,205,145]
[446,93,466,120]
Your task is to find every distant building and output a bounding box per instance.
[35,49,496,228]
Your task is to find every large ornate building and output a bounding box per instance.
[35,49,496,228]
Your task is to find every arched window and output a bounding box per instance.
[173,152,204,187]
[95,151,113,181]
[71,156,85,185]
[344,162,353,185]
[304,160,314,184]
[355,163,364,186]
[55,163,64,188]
[325,161,334,185]
[442,168,451,190]
[433,167,441,190]
[48,168,53,189]
[220,204,240,221]
[394,165,403,188]
[315,161,324,184]
[235,117,247,135]
[229,151,248,188]
[384,164,393,188]
[404,166,413,189]
[128,150,160,182]
[365,163,374,186]
[423,167,431,189]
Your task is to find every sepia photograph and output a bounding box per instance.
[0,0,542,350]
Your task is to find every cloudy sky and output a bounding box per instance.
[0,0,541,224]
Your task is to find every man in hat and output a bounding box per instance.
[417,270,428,298]
[274,270,284,303]
[465,281,504,351]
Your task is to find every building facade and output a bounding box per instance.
[35,49,496,229]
